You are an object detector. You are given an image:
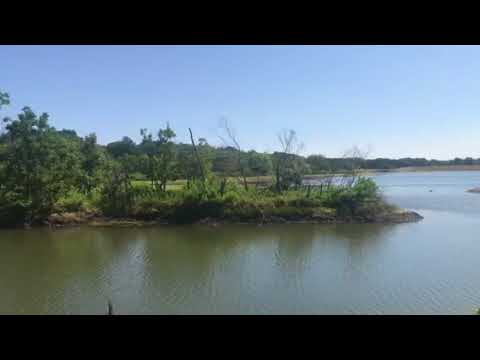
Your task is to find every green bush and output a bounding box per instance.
[323,177,383,216]
[55,191,91,213]
[132,198,176,220]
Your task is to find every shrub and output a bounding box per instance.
[55,191,91,213]
[322,177,383,216]
[132,198,176,220]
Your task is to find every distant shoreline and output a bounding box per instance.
[361,165,480,173]
[305,165,480,177]
[247,165,480,185]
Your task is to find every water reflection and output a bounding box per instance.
[273,225,315,281]
[1,199,480,314]
[0,223,399,314]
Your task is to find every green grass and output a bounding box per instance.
[42,176,396,226]
[132,180,185,191]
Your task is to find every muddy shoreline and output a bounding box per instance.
[30,209,424,229]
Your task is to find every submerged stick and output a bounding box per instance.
[107,300,113,315]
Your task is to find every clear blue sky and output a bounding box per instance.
[1,45,479,159]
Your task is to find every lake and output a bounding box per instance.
[1,171,480,314]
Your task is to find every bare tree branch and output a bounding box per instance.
[219,117,248,191]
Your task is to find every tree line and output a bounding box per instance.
[0,95,315,224]
[305,155,480,173]
[0,91,476,225]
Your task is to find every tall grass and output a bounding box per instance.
[47,175,392,224]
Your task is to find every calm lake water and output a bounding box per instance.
[1,171,480,314]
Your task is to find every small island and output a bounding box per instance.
[0,104,422,229]
[467,187,480,193]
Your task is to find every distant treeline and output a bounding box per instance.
[25,130,479,176]
[2,126,477,181]
[305,155,480,173]
[102,135,480,175]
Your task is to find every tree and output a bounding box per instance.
[272,129,308,191]
[57,129,80,140]
[212,146,239,175]
[219,118,248,190]
[106,136,137,158]
[246,151,272,176]
[79,133,105,194]
[138,125,177,192]
[156,125,177,192]
[176,143,199,187]
[99,155,135,216]
[139,129,157,188]
[0,107,82,223]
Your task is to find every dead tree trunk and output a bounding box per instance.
[188,128,205,182]
[107,300,113,315]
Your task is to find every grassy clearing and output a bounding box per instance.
[132,180,186,191]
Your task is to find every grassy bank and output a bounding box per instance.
[35,177,422,228]
[0,173,424,229]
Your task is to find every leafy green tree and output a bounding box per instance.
[176,144,198,186]
[212,147,239,175]
[57,129,80,140]
[99,155,136,216]
[139,129,157,187]
[306,154,331,173]
[106,136,137,158]
[0,107,82,222]
[197,137,215,176]
[79,133,105,194]
[246,151,272,176]
[138,125,178,192]
[156,125,177,191]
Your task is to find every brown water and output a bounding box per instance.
[1,171,480,314]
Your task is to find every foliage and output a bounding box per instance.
[98,155,136,216]
[0,107,82,222]
[272,152,311,191]
[0,92,396,227]
[79,133,106,194]
[138,125,177,192]
[54,190,94,213]
[106,136,137,158]
[323,177,384,216]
